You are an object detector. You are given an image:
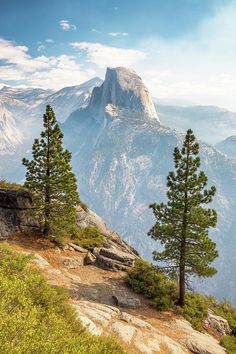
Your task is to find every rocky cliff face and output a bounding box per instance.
[89,67,159,121]
[0,189,38,239]
[0,188,138,271]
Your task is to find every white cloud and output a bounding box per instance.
[135,0,236,111]
[0,38,93,89]
[45,38,54,43]
[70,42,146,68]
[59,20,77,31]
[37,44,46,52]
[91,29,101,33]
[108,32,128,37]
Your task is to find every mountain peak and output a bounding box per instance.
[89,67,159,121]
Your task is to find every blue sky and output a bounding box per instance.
[1,0,236,110]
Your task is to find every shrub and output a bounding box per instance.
[0,179,22,190]
[182,293,208,331]
[220,335,236,354]
[0,244,125,354]
[126,259,178,310]
[72,226,104,251]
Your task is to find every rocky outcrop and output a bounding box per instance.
[72,300,226,354]
[89,67,159,121]
[204,309,231,336]
[0,189,38,239]
[112,295,141,309]
[77,205,139,271]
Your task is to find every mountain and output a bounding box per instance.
[215,136,236,158]
[156,104,236,145]
[89,67,159,121]
[0,78,103,150]
[0,103,22,155]
[0,79,103,179]
[42,77,103,123]
[62,67,236,304]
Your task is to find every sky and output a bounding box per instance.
[1,0,236,110]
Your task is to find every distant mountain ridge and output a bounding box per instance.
[156,103,236,145]
[215,136,236,158]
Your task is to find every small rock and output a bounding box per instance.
[84,251,96,265]
[112,295,141,309]
[61,257,79,269]
[31,254,50,268]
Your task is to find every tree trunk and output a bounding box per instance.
[178,260,185,307]
[43,183,50,237]
[44,116,51,238]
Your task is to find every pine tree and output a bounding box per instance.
[148,129,218,307]
[22,105,80,239]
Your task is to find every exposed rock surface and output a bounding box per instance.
[170,319,226,354]
[112,295,141,309]
[77,205,138,270]
[0,189,38,239]
[73,300,226,354]
[204,309,231,336]
[84,251,96,265]
[89,67,159,121]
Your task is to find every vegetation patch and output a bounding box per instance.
[126,259,236,333]
[0,244,125,354]
[126,259,178,311]
[220,335,236,354]
[0,179,22,190]
[72,226,104,251]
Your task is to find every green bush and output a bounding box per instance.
[0,244,125,354]
[182,293,208,331]
[220,335,236,354]
[126,259,178,310]
[72,226,104,251]
[0,179,22,190]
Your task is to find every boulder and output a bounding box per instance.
[112,295,141,309]
[93,247,136,271]
[204,309,231,336]
[84,251,96,265]
[76,205,138,257]
[0,189,39,239]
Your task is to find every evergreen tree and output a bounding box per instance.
[148,129,218,307]
[22,105,80,239]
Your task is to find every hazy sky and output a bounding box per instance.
[1,0,236,110]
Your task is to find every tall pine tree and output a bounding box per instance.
[22,105,80,239]
[148,129,218,306]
